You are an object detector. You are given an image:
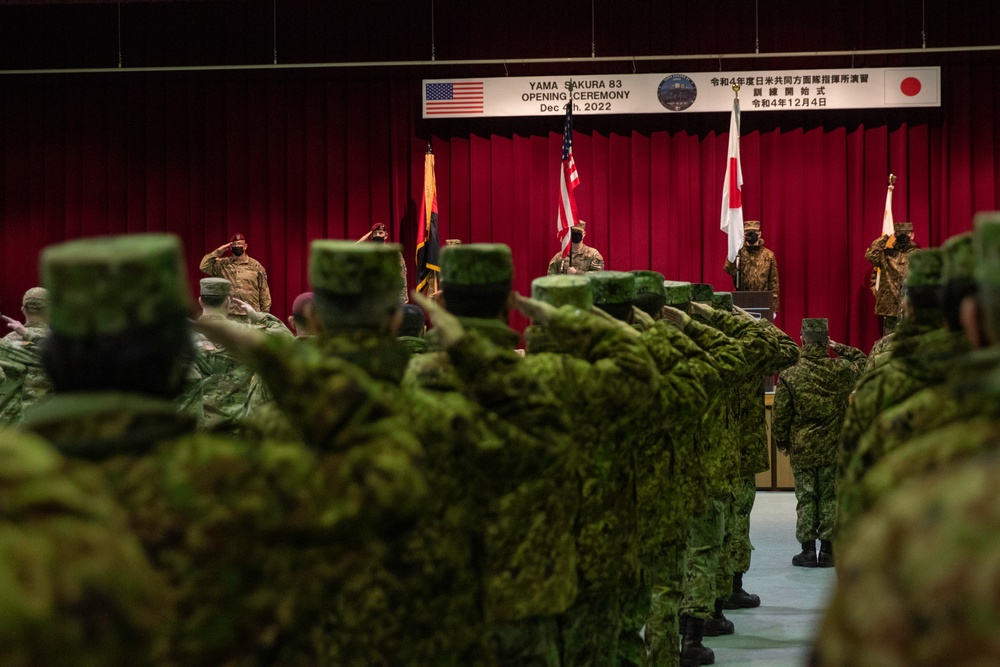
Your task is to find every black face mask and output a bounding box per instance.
[231,246,245,256]
[571,231,583,244]
[371,235,387,244]
[895,234,910,246]
[745,232,759,244]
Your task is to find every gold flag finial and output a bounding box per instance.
[732,83,740,98]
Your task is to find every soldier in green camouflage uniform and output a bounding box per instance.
[772,318,866,567]
[416,267,664,667]
[630,279,748,667]
[24,233,425,666]
[813,216,1000,664]
[725,290,799,607]
[405,245,580,667]
[206,241,563,665]
[0,428,172,666]
[837,248,969,538]
[190,277,291,434]
[837,234,976,528]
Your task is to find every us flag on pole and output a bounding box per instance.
[425,81,485,116]
[720,97,744,264]
[556,100,580,259]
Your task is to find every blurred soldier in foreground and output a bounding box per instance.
[773,318,865,568]
[25,233,418,666]
[0,287,54,423]
[812,212,1000,666]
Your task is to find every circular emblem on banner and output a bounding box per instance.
[657,74,697,111]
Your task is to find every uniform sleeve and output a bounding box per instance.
[865,235,889,268]
[724,258,738,278]
[250,312,292,338]
[710,310,780,378]
[759,321,800,376]
[547,253,563,275]
[772,373,794,453]
[258,267,272,313]
[199,250,223,276]
[833,343,868,380]
[677,318,749,388]
[587,250,605,272]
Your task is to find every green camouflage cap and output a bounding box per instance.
[629,270,666,299]
[199,277,232,298]
[712,291,734,311]
[942,232,974,282]
[801,317,829,339]
[974,212,1000,287]
[440,243,513,287]
[21,287,49,309]
[663,280,693,306]
[588,271,637,306]
[531,275,593,310]
[691,283,714,303]
[309,241,404,298]
[41,233,191,337]
[905,248,944,288]
[893,221,914,235]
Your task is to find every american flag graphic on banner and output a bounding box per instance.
[425,81,485,115]
[556,100,580,259]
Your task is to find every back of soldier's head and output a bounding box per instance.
[663,281,693,312]
[40,233,194,398]
[901,248,945,324]
[398,303,426,338]
[439,244,514,320]
[589,272,637,321]
[973,213,1000,344]
[942,232,976,332]
[199,277,232,309]
[527,275,594,354]
[21,287,50,320]
[309,241,404,333]
[630,270,666,318]
[801,318,829,346]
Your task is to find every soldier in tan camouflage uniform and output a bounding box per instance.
[0,286,53,421]
[724,219,780,314]
[773,318,866,567]
[547,220,605,275]
[866,220,919,334]
[812,213,1000,665]
[199,232,272,319]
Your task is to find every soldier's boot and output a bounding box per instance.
[792,540,818,567]
[679,615,715,667]
[723,571,761,609]
[678,613,688,635]
[703,599,735,636]
[817,540,835,568]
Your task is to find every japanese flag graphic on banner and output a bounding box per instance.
[884,68,940,105]
[720,97,744,264]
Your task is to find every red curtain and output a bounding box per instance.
[3,61,1000,350]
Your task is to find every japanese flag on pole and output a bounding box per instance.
[720,97,744,264]
[875,175,896,291]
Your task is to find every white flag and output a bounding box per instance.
[720,98,744,264]
[875,176,896,291]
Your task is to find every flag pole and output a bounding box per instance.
[732,83,741,290]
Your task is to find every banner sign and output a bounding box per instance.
[422,66,940,118]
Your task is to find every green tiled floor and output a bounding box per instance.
[707,492,836,667]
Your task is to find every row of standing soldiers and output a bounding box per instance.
[0,233,808,667]
[805,215,1000,664]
